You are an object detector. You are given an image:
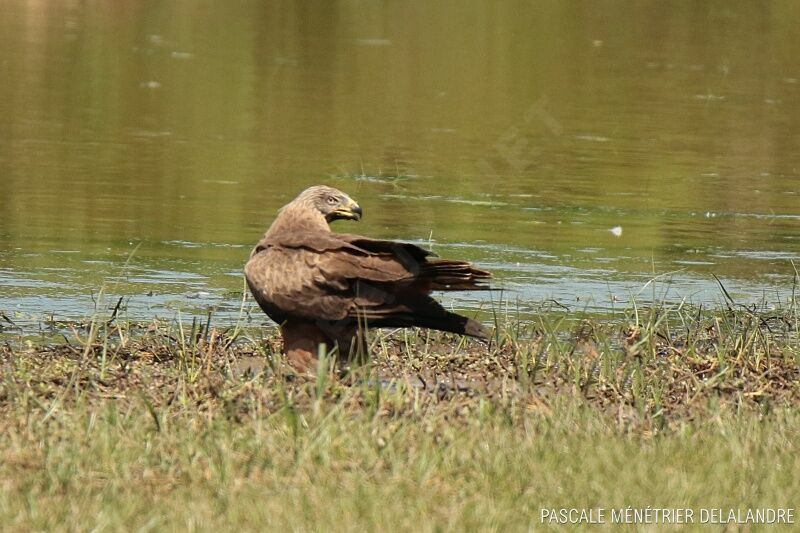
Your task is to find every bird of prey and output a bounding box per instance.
[244,185,491,373]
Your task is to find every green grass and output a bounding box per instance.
[1,299,799,531]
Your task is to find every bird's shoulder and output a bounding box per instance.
[245,230,433,288]
[251,227,435,264]
[253,228,366,256]
[334,233,435,261]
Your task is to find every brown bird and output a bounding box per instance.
[244,185,491,373]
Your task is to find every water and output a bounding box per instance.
[2,1,800,332]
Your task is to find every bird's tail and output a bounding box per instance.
[419,260,491,291]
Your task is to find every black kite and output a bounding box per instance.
[245,185,491,373]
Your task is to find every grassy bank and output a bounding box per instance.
[1,300,799,531]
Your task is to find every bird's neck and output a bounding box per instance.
[264,204,330,239]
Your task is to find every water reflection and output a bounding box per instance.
[1,0,799,328]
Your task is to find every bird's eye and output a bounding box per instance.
[326,196,337,205]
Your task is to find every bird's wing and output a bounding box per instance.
[244,235,419,322]
[246,231,490,339]
[334,234,491,291]
[245,245,352,322]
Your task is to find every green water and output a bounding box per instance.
[2,1,800,330]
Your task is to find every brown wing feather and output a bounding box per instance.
[245,242,418,323]
[334,235,490,291]
[245,247,352,322]
[245,210,491,339]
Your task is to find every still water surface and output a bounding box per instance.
[2,1,800,330]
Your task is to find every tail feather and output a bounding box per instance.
[420,260,491,291]
[350,257,491,341]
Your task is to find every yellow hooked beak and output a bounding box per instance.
[332,198,363,221]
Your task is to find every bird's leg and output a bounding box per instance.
[335,324,370,368]
[281,321,330,375]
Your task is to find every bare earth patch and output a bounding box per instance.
[0,304,798,530]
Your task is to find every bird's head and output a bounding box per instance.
[295,185,363,223]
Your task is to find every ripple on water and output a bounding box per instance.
[717,250,800,261]
[161,240,248,249]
